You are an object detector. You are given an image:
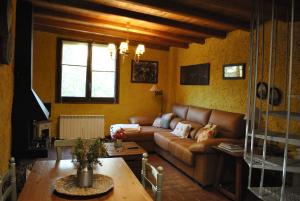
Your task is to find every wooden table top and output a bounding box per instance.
[105,142,146,157]
[18,158,153,201]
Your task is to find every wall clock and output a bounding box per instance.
[256,82,268,100]
[0,0,14,65]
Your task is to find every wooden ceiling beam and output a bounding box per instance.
[31,0,227,38]
[91,0,250,30]
[34,8,205,44]
[34,24,170,51]
[34,17,189,48]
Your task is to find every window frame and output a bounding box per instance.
[56,38,119,104]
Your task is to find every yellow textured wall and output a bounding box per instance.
[0,0,16,174]
[171,30,250,114]
[33,31,170,137]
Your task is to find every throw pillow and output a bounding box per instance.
[171,122,192,138]
[152,117,162,128]
[196,123,218,142]
[160,113,174,128]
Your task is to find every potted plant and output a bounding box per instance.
[111,128,126,148]
[72,138,107,188]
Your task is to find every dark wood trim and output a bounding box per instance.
[35,24,170,51]
[34,17,189,48]
[31,0,227,38]
[104,0,250,30]
[33,9,205,44]
[55,38,120,104]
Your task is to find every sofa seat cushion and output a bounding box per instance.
[168,138,195,166]
[154,132,179,150]
[125,126,171,141]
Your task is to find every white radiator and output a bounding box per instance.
[59,115,104,139]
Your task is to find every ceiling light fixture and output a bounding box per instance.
[108,23,145,63]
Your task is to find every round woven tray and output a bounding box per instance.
[54,174,114,196]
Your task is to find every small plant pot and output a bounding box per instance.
[114,139,123,148]
[77,167,93,188]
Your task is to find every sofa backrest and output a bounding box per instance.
[208,109,245,139]
[172,104,189,119]
[186,106,212,125]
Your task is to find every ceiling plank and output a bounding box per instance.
[31,0,227,38]
[34,17,189,48]
[90,0,250,30]
[34,24,170,51]
[34,8,205,44]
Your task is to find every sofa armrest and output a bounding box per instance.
[128,116,154,126]
[189,138,243,154]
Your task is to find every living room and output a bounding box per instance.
[0,0,299,201]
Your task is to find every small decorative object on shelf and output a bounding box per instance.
[72,138,107,188]
[112,128,126,148]
[256,82,268,100]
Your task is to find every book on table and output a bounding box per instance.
[218,143,244,152]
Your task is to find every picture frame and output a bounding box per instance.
[180,63,210,85]
[131,60,158,83]
[223,63,246,80]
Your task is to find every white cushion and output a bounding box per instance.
[152,117,162,127]
[171,122,192,138]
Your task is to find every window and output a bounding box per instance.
[57,39,119,103]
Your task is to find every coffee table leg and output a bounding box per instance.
[215,153,224,188]
[235,158,242,201]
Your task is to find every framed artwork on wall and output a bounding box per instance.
[223,63,246,80]
[180,63,210,85]
[131,60,158,83]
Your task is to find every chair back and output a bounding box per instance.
[141,153,164,201]
[0,157,17,201]
[54,139,98,160]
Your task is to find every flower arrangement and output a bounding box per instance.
[72,138,107,170]
[111,128,126,140]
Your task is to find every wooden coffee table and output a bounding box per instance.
[105,141,146,179]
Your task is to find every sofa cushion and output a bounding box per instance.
[168,138,195,166]
[186,106,212,125]
[208,110,245,138]
[154,132,179,150]
[126,126,171,141]
[172,104,189,119]
[169,117,183,130]
[181,120,203,139]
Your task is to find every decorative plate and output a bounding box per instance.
[54,174,114,196]
[256,82,268,99]
[269,87,281,106]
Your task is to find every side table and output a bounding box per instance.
[213,146,245,201]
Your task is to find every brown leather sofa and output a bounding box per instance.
[125,104,245,186]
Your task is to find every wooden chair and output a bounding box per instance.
[54,139,98,160]
[141,153,164,201]
[0,157,17,201]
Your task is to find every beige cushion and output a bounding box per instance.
[171,122,191,138]
[196,123,218,142]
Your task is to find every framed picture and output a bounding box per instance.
[223,63,246,80]
[131,60,158,83]
[180,63,210,85]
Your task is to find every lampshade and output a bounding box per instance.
[150,84,160,92]
[135,44,145,56]
[119,40,129,54]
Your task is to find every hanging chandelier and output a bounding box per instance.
[107,23,145,63]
